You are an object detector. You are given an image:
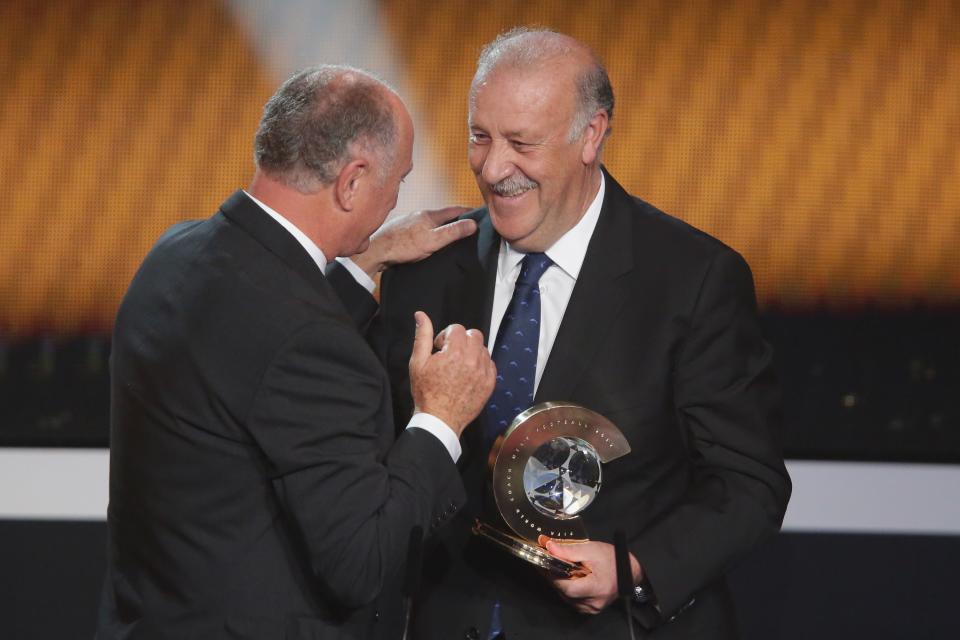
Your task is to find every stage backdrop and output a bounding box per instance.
[1,0,959,338]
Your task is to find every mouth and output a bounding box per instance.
[490,185,537,202]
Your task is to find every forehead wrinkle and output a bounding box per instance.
[474,97,572,145]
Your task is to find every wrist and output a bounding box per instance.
[350,251,386,277]
[413,404,463,436]
[630,553,643,584]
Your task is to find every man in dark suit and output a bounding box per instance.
[97,65,496,639]
[338,28,791,638]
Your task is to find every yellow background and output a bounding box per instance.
[2,0,958,336]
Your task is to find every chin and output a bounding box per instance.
[352,238,371,255]
[488,206,536,243]
[489,222,540,252]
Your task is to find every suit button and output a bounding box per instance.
[465,627,480,640]
[373,610,380,622]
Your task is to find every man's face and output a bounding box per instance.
[468,66,593,252]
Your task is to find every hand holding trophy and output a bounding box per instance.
[473,402,631,578]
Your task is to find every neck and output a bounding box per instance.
[579,165,603,212]
[565,165,603,231]
[248,171,338,260]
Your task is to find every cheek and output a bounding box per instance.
[468,147,487,174]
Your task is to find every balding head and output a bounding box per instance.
[254,65,403,194]
[470,28,614,143]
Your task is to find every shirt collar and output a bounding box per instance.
[243,190,328,273]
[499,171,605,281]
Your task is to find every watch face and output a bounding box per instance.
[633,585,650,604]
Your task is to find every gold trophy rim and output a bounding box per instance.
[472,520,590,578]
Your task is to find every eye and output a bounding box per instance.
[469,132,490,145]
[511,140,533,151]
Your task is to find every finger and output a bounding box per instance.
[428,219,478,252]
[464,328,485,346]
[437,324,466,351]
[434,326,452,351]
[426,205,471,226]
[484,360,497,395]
[410,311,434,370]
[433,326,448,350]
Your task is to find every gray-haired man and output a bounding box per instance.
[342,28,791,639]
[97,65,495,640]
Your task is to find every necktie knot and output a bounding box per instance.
[516,252,553,288]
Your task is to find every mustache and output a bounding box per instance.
[489,173,539,197]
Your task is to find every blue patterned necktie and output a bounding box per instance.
[485,252,553,445]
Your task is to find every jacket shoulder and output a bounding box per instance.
[634,196,739,254]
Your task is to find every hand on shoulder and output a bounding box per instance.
[349,206,476,276]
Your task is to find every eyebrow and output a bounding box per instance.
[467,125,531,139]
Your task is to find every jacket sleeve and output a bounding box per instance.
[245,318,465,609]
[631,248,792,619]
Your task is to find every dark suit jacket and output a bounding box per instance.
[97,191,465,640]
[335,169,791,639]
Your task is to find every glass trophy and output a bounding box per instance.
[472,402,631,578]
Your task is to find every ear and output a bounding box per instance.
[333,158,369,211]
[580,110,609,165]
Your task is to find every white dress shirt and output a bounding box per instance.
[487,173,605,393]
[243,191,461,461]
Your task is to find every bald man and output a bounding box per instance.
[341,28,791,639]
[97,66,495,640]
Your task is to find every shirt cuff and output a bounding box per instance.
[406,412,462,462]
[334,257,376,294]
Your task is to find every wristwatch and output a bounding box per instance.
[632,578,654,605]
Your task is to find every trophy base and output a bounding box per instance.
[472,520,590,578]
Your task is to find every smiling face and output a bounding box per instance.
[468,63,602,252]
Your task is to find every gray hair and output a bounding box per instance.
[471,27,614,143]
[254,65,398,193]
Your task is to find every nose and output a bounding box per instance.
[478,139,516,186]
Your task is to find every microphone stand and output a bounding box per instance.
[614,530,638,640]
[401,525,424,640]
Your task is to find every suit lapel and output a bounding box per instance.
[449,212,500,464]
[535,170,635,403]
[449,212,500,341]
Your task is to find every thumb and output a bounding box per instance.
[545,539,574,560]
[409,311,435,371]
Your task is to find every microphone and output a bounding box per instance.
[614,530,637,640]
[401,525,424,640]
